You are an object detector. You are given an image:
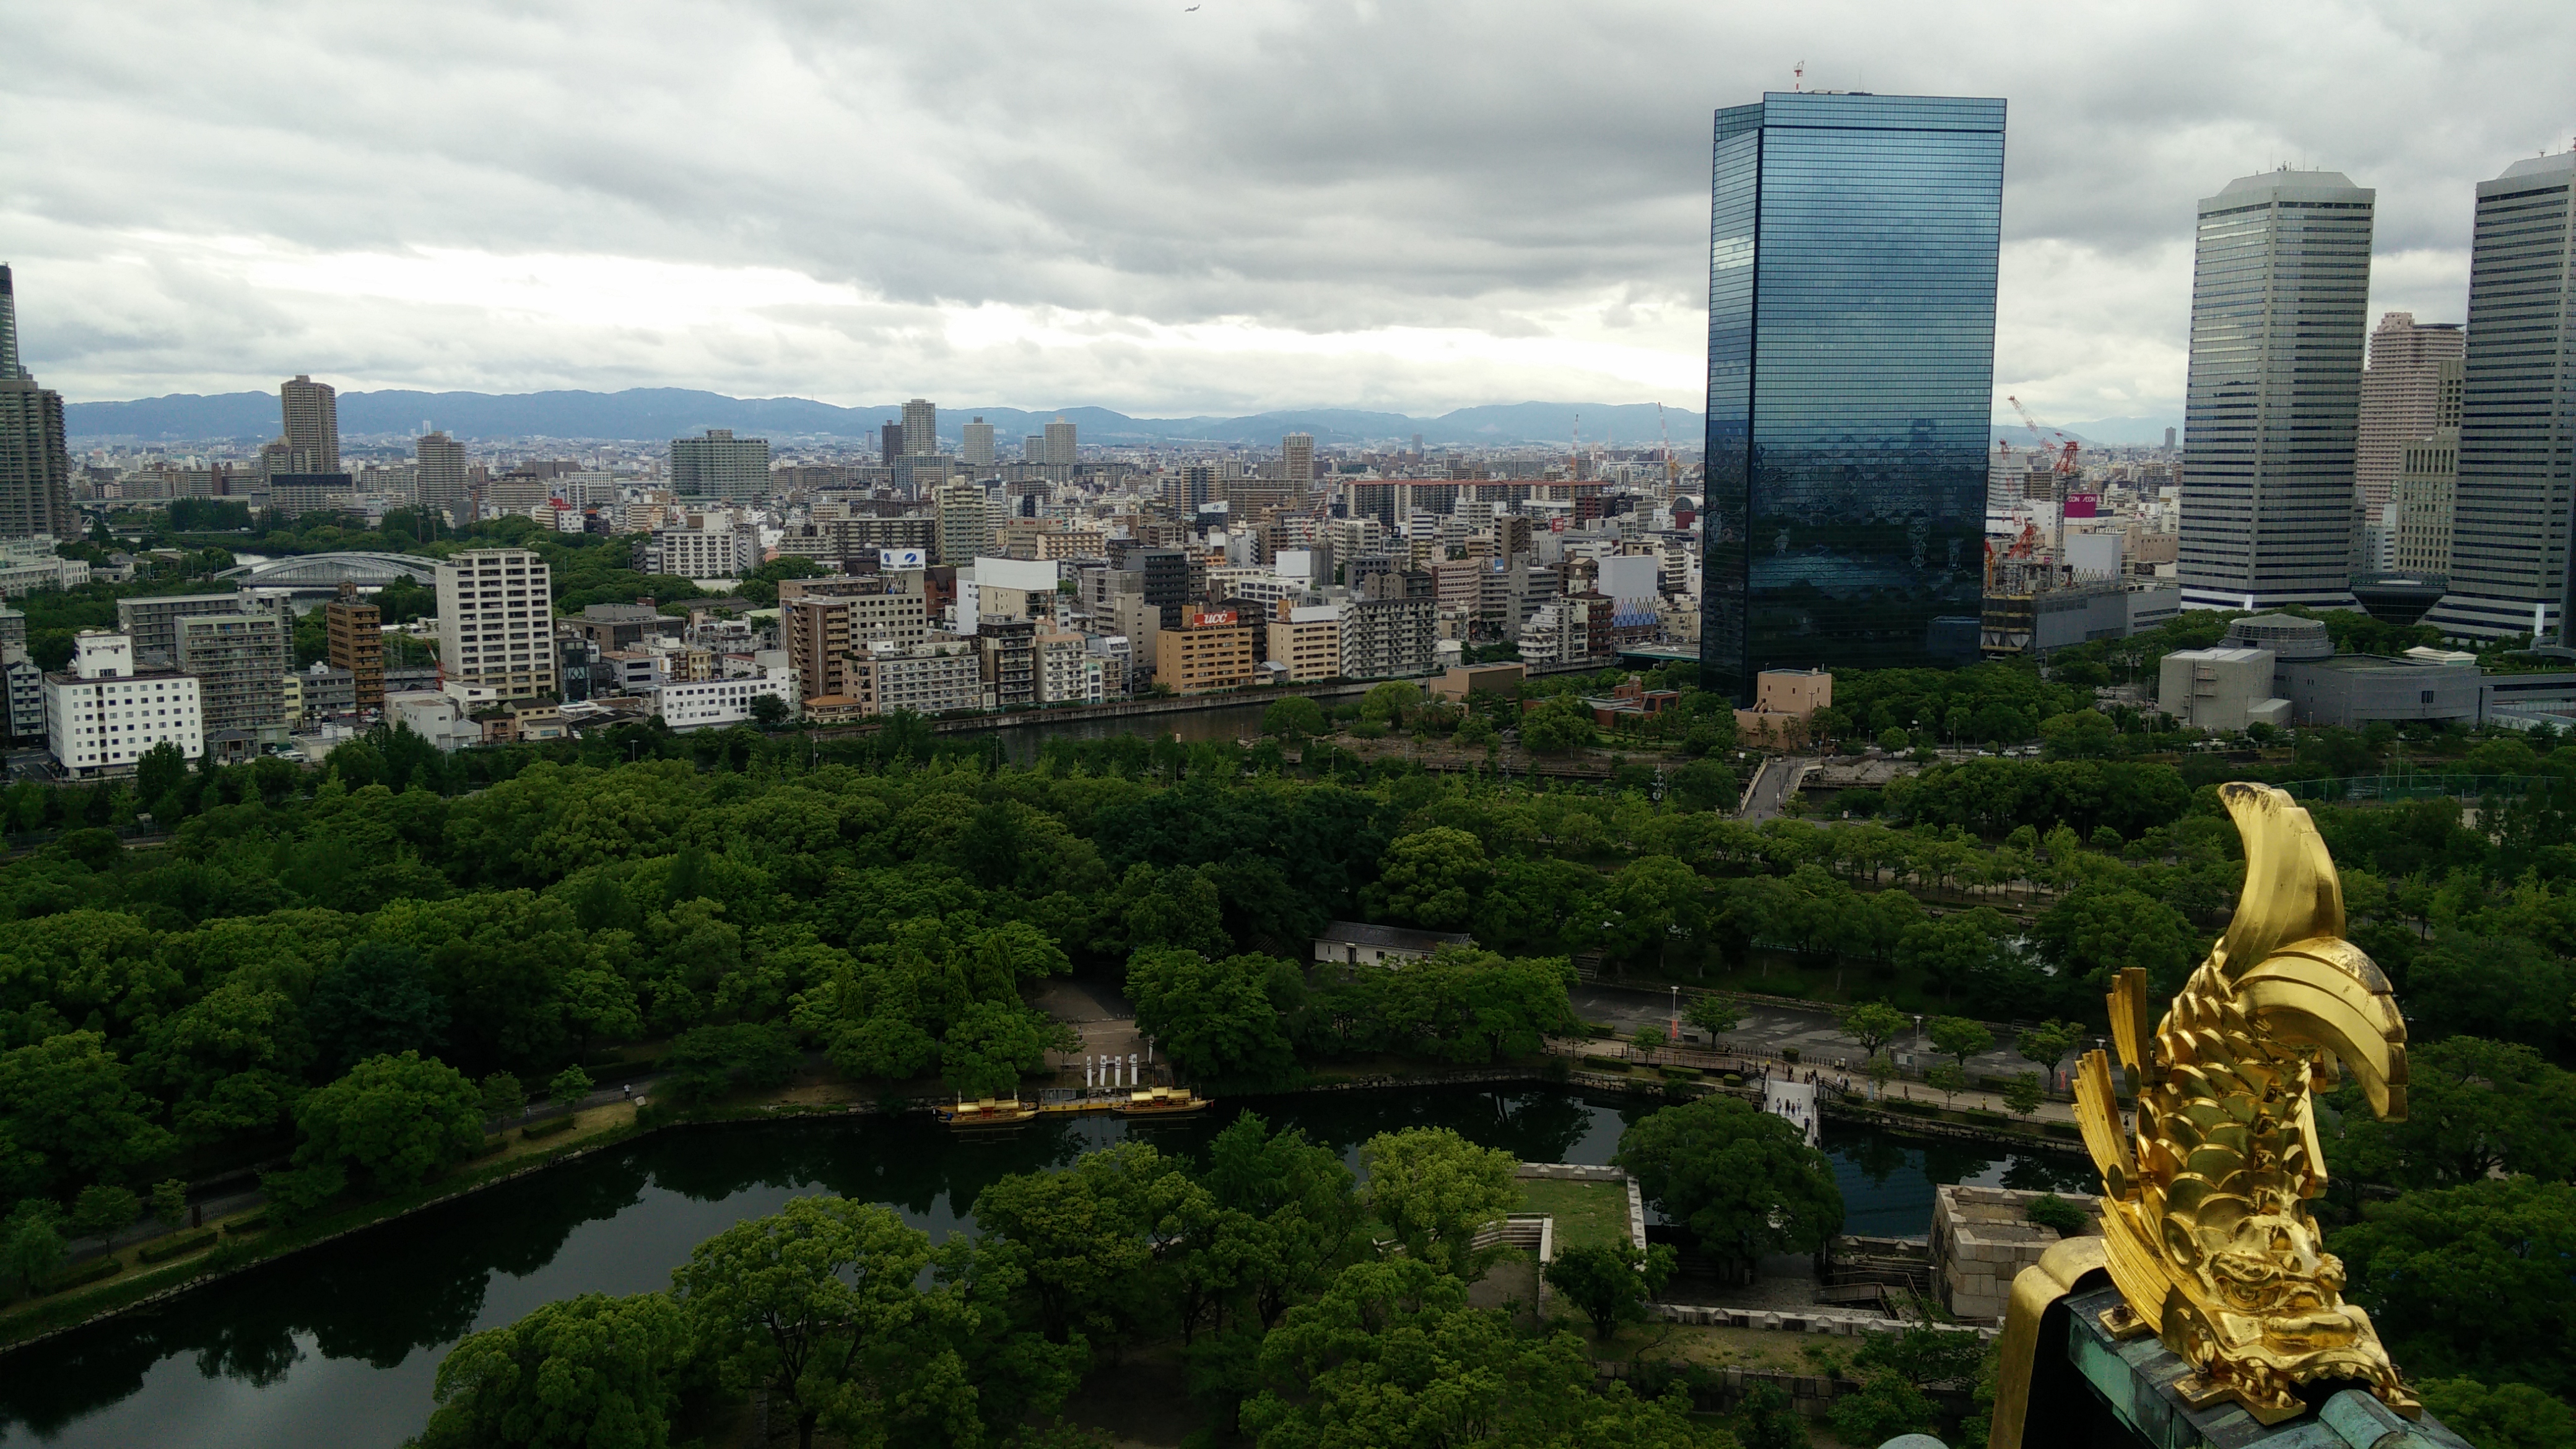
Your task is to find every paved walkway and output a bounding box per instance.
[1567,980,2068,1087]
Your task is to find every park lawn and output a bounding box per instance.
[1520,1177,1633,1252]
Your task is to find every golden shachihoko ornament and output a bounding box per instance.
[1999,783,2416,1436]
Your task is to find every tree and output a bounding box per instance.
[1355,1127,1521,1277]
[1733,1380,1809,1449]
[1519,697,1598,755]
[481,1072,527,1120]
[2017,1019,2084,1091]
[972,1140,1191,1344]
[1926,1062,1969,1108]
[1894,909,2009,1011]
[670,1197,946,1449]
[1830,1372,1939,1445]
[0,1030,176,1192]
[939,1001,1066,1101]
[1926,1016,1995,1073]
[2333,1178,2576,1400]
[749,694,791,728]
[1124,948,1298,1091]
[150,1177,188,1231]
[2414,1378,2576,1449]
[1685,993,1743,1038]
[69,1183,139,1248]
[294,1050,485,1194]
[1632,1024,1666,1051]
[2032,885,2196,999]
[661,1022,797,1104]
[417,1291,690,1449]
[1669,757,1740,814]
[1246,1257,1705,1448]
[136,739,189,814]
[1262,696,1328,740]
[1864,1052,1897,1099]
[2000,1072,2046,1122]
[307,939,450,1074]
[0,1202,65,1298]
[1543,1242,1678,1339]
[1364,828,1490,931]
[1837,1000,1908,1061]
[1590,855,1707,973]
[1614,1095,1842,1280]
[549,1065,593,1110]
[2331,1036,2576,1189]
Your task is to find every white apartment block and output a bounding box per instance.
[1035,630,1107,704]
[436,549,559,701]
[651,675,798,731]
[848,642,984,716]
[45,632,202,778]
[649,518,760,578]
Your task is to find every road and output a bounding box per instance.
[1567,980,2055,1086]
[1737,755,1815,821]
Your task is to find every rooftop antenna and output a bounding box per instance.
[1793,59,1804,92]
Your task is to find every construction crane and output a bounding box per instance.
[2006,394,2080,482]
[1656,402,1681,493]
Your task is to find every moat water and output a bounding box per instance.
[0,1087,2089,1448]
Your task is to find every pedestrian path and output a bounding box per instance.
[1762,1076,1820,1148]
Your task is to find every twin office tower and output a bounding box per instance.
[1699,91,2576,698]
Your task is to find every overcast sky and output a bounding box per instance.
[3,0,2570,428]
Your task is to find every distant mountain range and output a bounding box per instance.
[64,388,1704,450]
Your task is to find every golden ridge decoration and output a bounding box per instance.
[2069,782,2416,1425]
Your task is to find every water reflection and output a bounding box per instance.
[0,1087,2082,1448]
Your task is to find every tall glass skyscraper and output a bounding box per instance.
[2424,151,2576,643]
[2175,170,2374,613]
[1699,93,2004,699]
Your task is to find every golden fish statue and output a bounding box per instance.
[1993,783,2415,1440]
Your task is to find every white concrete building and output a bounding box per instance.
[2157,645,2291,733]
[435,548,557,700]
[45,632,202,777]
[650,675,798,731]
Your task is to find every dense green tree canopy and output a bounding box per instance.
[1614,1096,1843,1275]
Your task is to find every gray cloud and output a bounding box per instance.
[2,0,2569,420]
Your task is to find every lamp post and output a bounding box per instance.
[1669,985,1680,1057]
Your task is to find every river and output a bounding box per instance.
[0,1087,2089,1448]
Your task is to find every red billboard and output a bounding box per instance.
[1191,609,1238,628]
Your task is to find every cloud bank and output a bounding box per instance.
[1,0,2567,424]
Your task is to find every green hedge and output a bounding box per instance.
[40,1256,123,1294]
[222,1211,268,1235]
[520,1115,575,1141]
[136,1229,217,1264]
[1583,1057,1629,1073]
[464,1135,508,1159]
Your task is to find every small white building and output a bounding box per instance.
[1313,920,1474,968]
[650,675,798,731]
[45,632,202,777]
[386,690,484,751]
[2157,646,2291,733]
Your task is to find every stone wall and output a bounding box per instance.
[1930,1183,2099,1326]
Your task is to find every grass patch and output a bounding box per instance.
[136,1229,217,1264]
[1519,1177,1632,1253]
[520,1115,575,1140]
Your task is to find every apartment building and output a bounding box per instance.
[45,632,202,777]
[780,580,929,702]
[435,548,557,700]
[175,611,288,742]
[1154,611,1257,695]
[1266,604,1342,682]
[324,585,385,709]
[846,641,984,715]
[1034,629,1107,704]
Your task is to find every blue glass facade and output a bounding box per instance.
[1700,93,2004,698]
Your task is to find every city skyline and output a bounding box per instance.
[2,2,2569,424]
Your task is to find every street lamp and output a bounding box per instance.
[1669,985,1679,1053]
